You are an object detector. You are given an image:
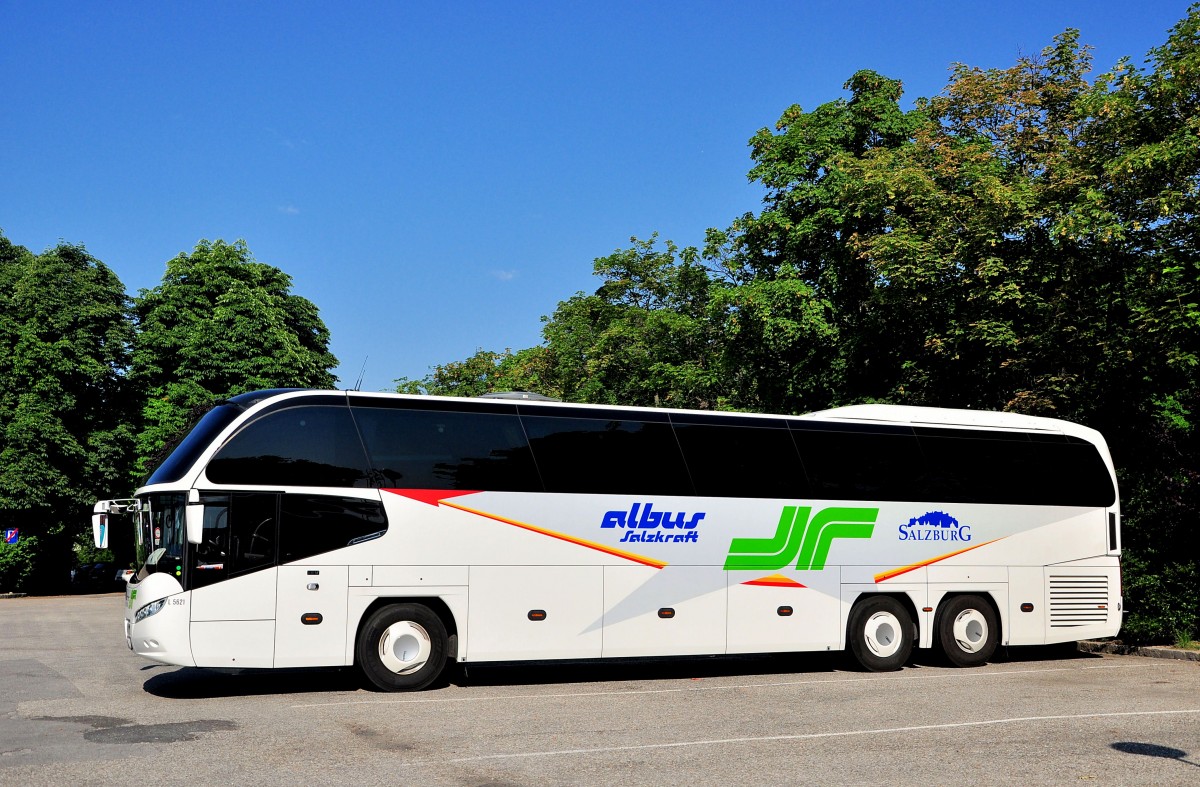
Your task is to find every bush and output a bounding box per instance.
[0,536,40,593]
[1120,550,1200,644]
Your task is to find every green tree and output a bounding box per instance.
[715,70,924,405]
[708,262,841,413]
[829,31,1121,415]
[730,12,1200,638]
[539,236,719,408]
[1076,6,1200,640]
[132,239,339,477]
[396,347,555,398]
[0,234,135,592]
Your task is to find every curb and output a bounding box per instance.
[1079,639,1200,662]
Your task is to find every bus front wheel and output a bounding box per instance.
[848,596,914,671]
[937,594,998,667]
[357,603,448,691]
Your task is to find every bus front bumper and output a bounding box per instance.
[125,578,195,668]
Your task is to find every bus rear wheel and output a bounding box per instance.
[848,596,914,671]
[357,603,448,691]
[937,594,998,667]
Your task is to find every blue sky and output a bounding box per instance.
[1,1,1191,392]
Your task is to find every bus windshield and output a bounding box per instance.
[133,493,186,584]
[145,403,245,486]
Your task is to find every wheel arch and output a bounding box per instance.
[930,590,1003,650]
[847,591,921,644]
[354,596,460,662]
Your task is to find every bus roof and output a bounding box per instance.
[254,389,1082,436]
[804,404,1061,432]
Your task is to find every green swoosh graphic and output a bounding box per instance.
[796,507,878,570]
[723,506,807,570]
[725,505,878,572]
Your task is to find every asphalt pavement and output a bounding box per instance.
[2,593,1198,786]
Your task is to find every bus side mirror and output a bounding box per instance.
[92,501,111,549]
[186,489,204,545]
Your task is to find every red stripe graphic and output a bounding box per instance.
[874,539,1002,583]
[383,489,481,506]
[743,574,807,588]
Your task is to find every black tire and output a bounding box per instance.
[357,603,448,691]
[937,594,999,667]
[848,595,915,671]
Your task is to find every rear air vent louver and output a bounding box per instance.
[1049,575,1110,628]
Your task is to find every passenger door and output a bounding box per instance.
[189,491,280,668]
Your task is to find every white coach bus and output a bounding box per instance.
[92,389,1122,690]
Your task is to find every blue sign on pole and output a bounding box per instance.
[3,529,17,545]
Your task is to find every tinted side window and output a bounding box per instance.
[917,433,1027,504]
[522,416,693,495]
[206,406,371,487]
[792,426,925,502]
[191,491,277,588]
[279,495,387,563]
[1048,440,1116,507]
[191,498,231,589]
[673,423,809,498]
[916,432,1115,506]
[351,407,541,492]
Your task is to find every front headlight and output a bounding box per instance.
[134,598,167,623]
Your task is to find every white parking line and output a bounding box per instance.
[291,662,1144,709]
[405,709,1200,766]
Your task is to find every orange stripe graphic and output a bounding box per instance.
[874,539,1002,583]
[440,500,668,569]
[743,574,807,588]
